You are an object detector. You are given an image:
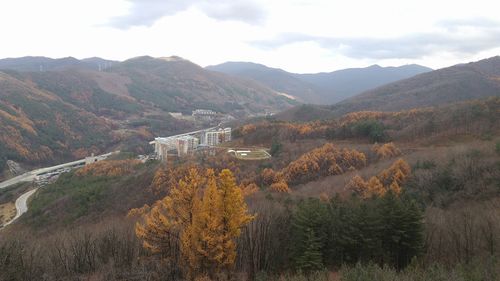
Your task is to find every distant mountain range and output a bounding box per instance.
[330,56,500,116]
[0,56,117,72]
[275,56,500,121]
[206,62,432,104]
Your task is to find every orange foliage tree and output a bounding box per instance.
[371,142,401,159]
[136,168,204,259]
[241,124,257,135]
[260,168,277,186]
[76,159,141,177]
[282,143,366,185]
[240,183,259,197]
[259,143,366,192]
[135,168,254,279]
[270,179,290,193]
[150,164,202,195]
[347,158,411,198]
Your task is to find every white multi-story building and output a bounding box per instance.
[202,127,231,146]
[205,131,220,146]
[176,136,199,156]
[223,127,231,142]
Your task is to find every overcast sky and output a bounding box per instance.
[1,0,499,73]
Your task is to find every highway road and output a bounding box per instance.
[0,173,35,189]
[0,151,118,229]
[0,151,118,190]
[1,188,38,228]
[150,123,221,142]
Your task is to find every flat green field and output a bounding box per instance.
[228,149,271,160]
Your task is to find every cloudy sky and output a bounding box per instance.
[1,0,499,73]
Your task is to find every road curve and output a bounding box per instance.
[1,188,38,228]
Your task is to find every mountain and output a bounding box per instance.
[207,62,432,104]
[329,56,500,116]
[0,56,295,173]
[206,62,323,103]
[272,56,500,122]
[0,56,117,72]
[1,56,294,117]
[295,64,432,103]
[112,56,295,115]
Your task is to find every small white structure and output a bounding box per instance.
[192,109,216,121]
[223,127,232,142]
[169,112,183,118]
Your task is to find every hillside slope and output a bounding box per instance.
[330,56,500,116]
[115,56,294,115]
[2,56,294,116]
[207,62,431,104]
[0,56,295,173]
[0,72,115,170]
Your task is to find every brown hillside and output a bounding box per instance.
[0,72,114,170]
[0,56,295,173]
[113,56,295,115]
[330,56,500,116]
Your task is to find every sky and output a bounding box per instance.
[1,0,500,73]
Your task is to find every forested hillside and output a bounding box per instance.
[1,96,498,280]
[0,56,295,174]
[114,56,294,115]
[0,72,114,171]
[240,97,500,145]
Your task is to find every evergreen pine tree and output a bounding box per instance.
[398,199,424,268]
[291,199,328,271]
[379,192,424,269]
[295,228,324,272]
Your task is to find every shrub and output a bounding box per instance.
[351,120,387,143]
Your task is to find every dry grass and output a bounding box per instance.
[0,202,16,225]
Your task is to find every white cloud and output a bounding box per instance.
[107,0,266,28]
[0,0,499,72]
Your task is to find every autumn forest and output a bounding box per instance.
[0,87,498,281]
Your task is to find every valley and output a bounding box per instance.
[2,0,500,279]
[0,55,499,281]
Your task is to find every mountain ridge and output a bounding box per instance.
[329,56,500,115]
[206,61,432,104]
[0,56,118,72]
